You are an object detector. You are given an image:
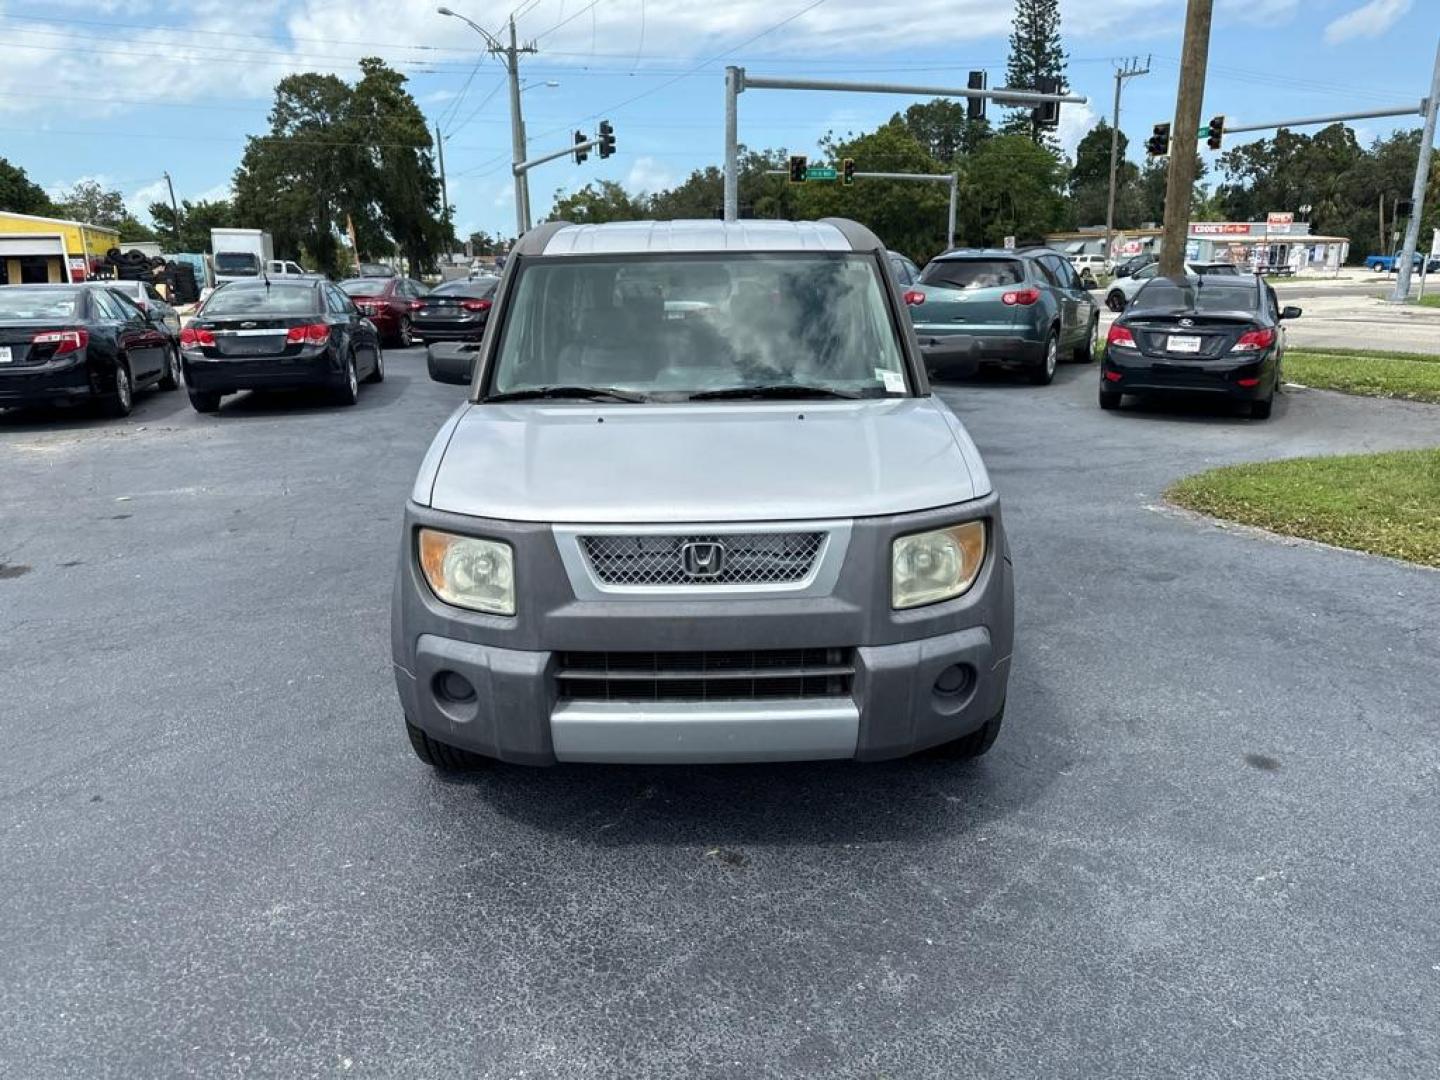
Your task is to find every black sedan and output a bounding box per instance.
[0,284,179,417]
[1100,274,1299,420]
[179,279,383,413]
[411,277,497,343]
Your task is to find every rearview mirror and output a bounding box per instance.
[1280,305,1302,320]
[916,335,978,379]
[427,342,477,386]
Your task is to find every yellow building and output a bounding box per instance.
[0,211,121,285]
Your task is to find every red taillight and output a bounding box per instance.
[1237,377,1261,388]
[1106,324,1136,349]
[409,300,424,311]
[285,323,331,345]
[1104,370,1123,382]
[180,326,215,347]
[32,329,88,355]
[903,290,925,307]
[1230,327,1275,352]
[1001,287,1040,306]
[461,298,492,313]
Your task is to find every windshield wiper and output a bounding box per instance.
[688,383,868,401]
[485,385,645,403]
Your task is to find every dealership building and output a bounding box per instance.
[1048,216,1350,272]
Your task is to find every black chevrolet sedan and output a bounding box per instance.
[0,284,179,417]
[1100,274,1299,420]
[410,277,497,344]
[180,279,383,412]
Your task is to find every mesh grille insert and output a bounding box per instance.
[580,532,824,586]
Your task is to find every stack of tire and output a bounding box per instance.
[161,261,199,304]
[105,248,160,283]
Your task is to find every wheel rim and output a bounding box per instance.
[117,367,132,408]
[170,347,182,385]
[1108,293,1124,311]
[400,319,412,347]
[1046,336,1057,376]
[376,349,384,377]
[348,355,358,395]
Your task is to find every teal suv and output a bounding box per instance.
[904,247,1100,385]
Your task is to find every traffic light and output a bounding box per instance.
[598,119,615,159]
[967,70,987,121]
[1032,76,1060,129]
[573,130,589,165]
[1146,122,1171,157]
[788,154,808,184]
[841,158,855,186]
[1205,115,1225,151]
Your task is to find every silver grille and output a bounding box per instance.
[580,532,825,586]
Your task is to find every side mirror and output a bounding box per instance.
[1280,305,1302,320]
[427,342,477,386]
[916,334,978,379]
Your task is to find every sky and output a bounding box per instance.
[0,0,1435,243]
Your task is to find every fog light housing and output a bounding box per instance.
[433,670,476,704]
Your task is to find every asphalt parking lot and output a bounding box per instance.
[2,348,1439,1079]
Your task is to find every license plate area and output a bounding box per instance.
[220,336,285,356]
[1167,334,1202,354]
[0,346,12,364]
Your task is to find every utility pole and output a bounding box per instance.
[1391,36,1440,302]
[162,171,181,248]
[437,8,536,236]
[1104,57,1149,268]
[1158,0,1213,277]
[435,123,450,252]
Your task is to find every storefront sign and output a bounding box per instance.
[1267,212,1294,234]
[1191,223,1252,236]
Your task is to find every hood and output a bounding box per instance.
[423,398,986,524]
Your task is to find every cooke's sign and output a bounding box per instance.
[1191,223,1253,236]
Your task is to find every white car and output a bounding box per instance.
[1069,253,1108,274]
[1103,262,1241,311]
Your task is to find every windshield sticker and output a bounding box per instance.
[878,370,905,393]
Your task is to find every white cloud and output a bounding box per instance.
[1216,0,1301,24]
[1323,0,1413,44]
[125,179,171,218]
[1056,102,1099,160]
[624,156,676,195]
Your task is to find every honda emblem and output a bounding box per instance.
[680,541,726,579]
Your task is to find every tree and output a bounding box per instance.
[897,100,991,165]
[794,120,952,261]
[1138,153,1208,224]
[0,158,53,215]
[646,150,802,221]
[149,198,238,253]
[1069,121,1142,228]
[53,179,129,229]
[1002,0,1068,147]
[548,181,645,224]
[466,230,500,256]
[957,133,1069,246]
[233,59,446,276]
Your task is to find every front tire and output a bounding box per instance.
[929,701,1005,760]
[405,719,487,771]
[1073,314,1099,362]
[103,362,133,418]
[158,344,182,390]
[1106,290,1126,312]
[188,388,222,413]
[1028,331,1058,385]
[333,351,359,406]
[363,346,385,384]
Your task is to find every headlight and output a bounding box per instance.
[417,529,515,615]
[892,521,987,609]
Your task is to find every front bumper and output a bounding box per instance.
[392,497,1015,766]
[1102,348,1272,398]
[182,346,342,392]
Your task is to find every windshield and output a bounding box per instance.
[200,284,319,316]
[1131,281,1259,314]
[215,252,260,275]
[486,253,909,401]
[340,279,389,296]
[0,288,81,320]
[919,258,1023,289]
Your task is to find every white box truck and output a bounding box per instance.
[210,228,274,285]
